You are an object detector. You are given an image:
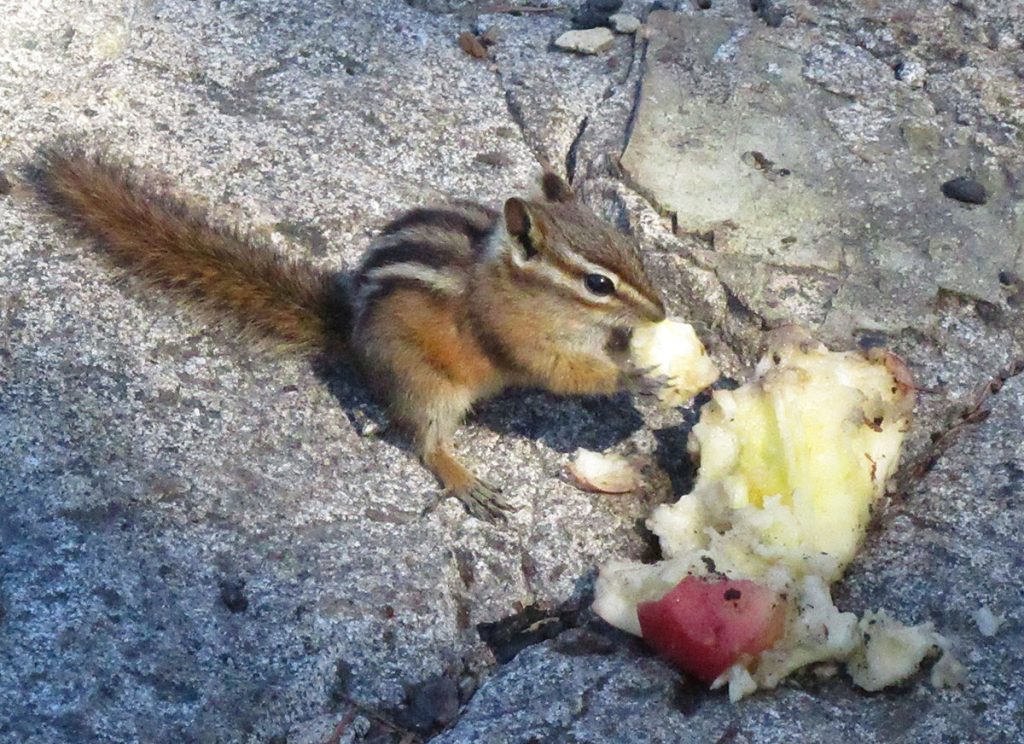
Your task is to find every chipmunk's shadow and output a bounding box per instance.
[312,355,727,506]
[310,356,387,430]
[311,355,644,455]
[472,389,643,454]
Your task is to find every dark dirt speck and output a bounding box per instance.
[941,176,988,205]
[219,578,249,613]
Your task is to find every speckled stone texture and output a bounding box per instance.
[1,0,1022,742]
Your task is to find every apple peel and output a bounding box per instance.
[637,576,786,683]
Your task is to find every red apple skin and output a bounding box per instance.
[637,576,787,683]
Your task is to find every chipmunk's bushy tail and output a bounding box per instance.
[35,145,350,354]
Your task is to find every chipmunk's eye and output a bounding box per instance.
[585,273,615,296]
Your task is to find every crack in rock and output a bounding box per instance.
[564,114,589,183]
[497,77,548,169]
[476,599,584,664]
[486,12,649,176]
[894,355,1024,499]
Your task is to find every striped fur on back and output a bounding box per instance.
[352,181,664,334]
[352,202,498,319]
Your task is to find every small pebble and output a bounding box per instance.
[219,578,249,613]
[351,407,383,437]
[457,31,487,60]
[941,176,988,205]
[609,13,641,34]
[0,171,10,196]
[358,419,382,437]
[554,27,615,55]
[973,606,1005,637]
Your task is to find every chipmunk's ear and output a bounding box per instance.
[503,197,539,260]
[540,171,573,203]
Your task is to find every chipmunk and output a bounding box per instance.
[36,146,667,521]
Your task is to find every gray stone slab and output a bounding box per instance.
[1,0,1023,741]
[621,7,1023,337]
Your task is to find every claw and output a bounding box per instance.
[455,478,514,522]
[476,475,504,495]
[422,477,514,522]
[624,361,675,399]
[637,374,675,399]
[631,363,660,377]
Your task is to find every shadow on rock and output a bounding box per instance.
[474,388,645,454]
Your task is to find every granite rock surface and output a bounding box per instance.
[1,0,1022,742]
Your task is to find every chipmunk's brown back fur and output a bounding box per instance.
[36,147,350,353]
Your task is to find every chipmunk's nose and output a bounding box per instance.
[644,295,667,323]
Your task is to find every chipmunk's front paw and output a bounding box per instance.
[623,363,675,400]
[452,476,514,522]
[422,476,514,522]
